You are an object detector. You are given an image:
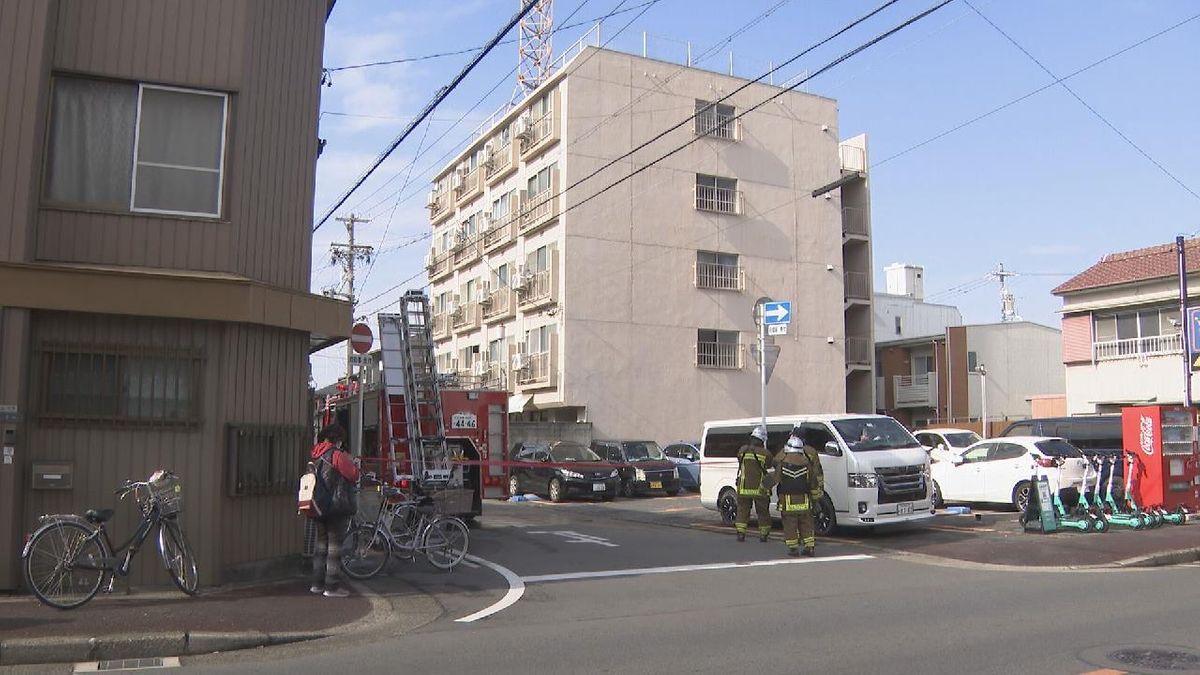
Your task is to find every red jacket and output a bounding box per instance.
[311,441,359,482]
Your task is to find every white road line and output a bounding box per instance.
[453,554,525,623]
[520,554,874,584]
[460,559,481,569]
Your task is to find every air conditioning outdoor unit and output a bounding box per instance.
[424,251,434,268]
[482,142,495,168]
[451,172,465,193]
[515,114,533,141]
[426,190,438,209]
[510,352,528,371]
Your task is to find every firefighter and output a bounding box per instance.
[735,425,775,542]
[775,429,825,557]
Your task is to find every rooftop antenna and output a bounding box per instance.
[513,0,553,103]
[992,262,1021,322]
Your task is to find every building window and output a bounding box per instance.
[1093,306,1182,360]
[894,316,902,336]
[694,100,737,140]
[491,192,511,221]
[45,76,228,218]
[967,351,978,372]
[695,174,740,214]
[227,425,306,497]
[696,329,741,369]
[494,264,510,288]
[39,346,202,426]
[488,338,506,364]
[695,251,742,290]
[527,163,556,199]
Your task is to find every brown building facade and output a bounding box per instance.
[0,0,348,589]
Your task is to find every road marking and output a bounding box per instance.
[453,554,525,623]
[928,524,999,533]
[75,657,181,672]
[528,530,619,547]
[520,554,874,584]
[460,559,481,569]
[687,522,866,545]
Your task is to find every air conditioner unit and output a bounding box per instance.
[451,172,465,192]
[482,142,495,167]
[471,360,487,376]
[424,251,434,268]
[512,271,530,293]
[426,190,438,209]
[515,114,533,141]
[511,352,528,371]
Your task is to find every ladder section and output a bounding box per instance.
[377,313,407,478]
[399,291,452,487]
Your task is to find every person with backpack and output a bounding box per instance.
[775,428,825,557]
[308,424,359,597]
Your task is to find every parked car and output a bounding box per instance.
[915,428,981,463]
[508,441,619,502]
[590,440,682,497]
[998,415,1123,458]
[930,436,1089,512]
[663,441,701,492]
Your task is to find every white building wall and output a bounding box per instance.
[964,322,1064,421]
[873,293,961,342]
[1065,357,1187,414]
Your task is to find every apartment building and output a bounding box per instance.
[1054,239,1196,414]
[0,0,348,589]
[424,45,874,443]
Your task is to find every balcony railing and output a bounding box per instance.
[431,312,452,342]
[517,266,556,310]
[427,252,453,281]
[694,262,744,291]
[429,190,454,225]
[452,237,481,269]
[893,374,938,408]
[845,336,871,365]
[842,206,868,237]
[455,167,482,206]
[451,302,481,334]
[840,144,866,173]
[695,109,738,140]
[844,271,869,300]
[696,342,742,369]
[482,286,516,323]
[517,350,556,390]
[520,188,559,234]
[520,111,559,158]
[695,185,741,215]
[485,141,517,185]
[482,361,507,390]
[1093,333,1183,361]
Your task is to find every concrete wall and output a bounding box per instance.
[509,421,593,448]
[1066,357,1188,414]
[964,322,1063,422]
[873,294,961,343]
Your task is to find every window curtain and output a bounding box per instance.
[133,87,225,215]
[44,77,137,208]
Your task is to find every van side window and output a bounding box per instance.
[702,429,746,458]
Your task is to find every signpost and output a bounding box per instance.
[350,323,374,458]
[1188,306,1200,372]
[755,298,789,449]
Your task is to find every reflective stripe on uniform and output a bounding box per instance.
[779,494,810,512]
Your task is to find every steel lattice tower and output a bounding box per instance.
[514,0,553,102]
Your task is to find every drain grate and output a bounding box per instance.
[1108,649,1200,671]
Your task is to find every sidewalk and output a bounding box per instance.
[0,578,382,666]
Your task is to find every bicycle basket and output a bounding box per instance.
[148,473,183,516]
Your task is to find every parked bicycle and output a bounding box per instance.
[21,470,198,609]
[341,476,469,579]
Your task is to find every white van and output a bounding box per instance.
[700,414,933,534]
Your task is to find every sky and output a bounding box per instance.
[310,0,1200,385]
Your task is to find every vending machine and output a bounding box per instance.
[1120,405,1200,510]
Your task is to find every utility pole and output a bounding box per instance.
[976,363,988,438]
[327,214,374,384]
[992,263,1020,323]
[1176,236,1191,408]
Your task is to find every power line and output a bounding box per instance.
[359,119,433,289]
[875,9,1200,169]
[964,1,1200,202]
[314,0,544,233]
[324,0,662,72]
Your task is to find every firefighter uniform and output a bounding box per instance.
[735,431,774,542]
[775,436,825,556]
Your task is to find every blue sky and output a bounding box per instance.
[310,0,1200,384]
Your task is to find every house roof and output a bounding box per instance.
[1053,238,1200,295]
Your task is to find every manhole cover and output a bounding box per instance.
[1109,648,1200,671]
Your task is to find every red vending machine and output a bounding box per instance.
[1120,405,1200,510]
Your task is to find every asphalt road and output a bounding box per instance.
[170,498,1200,675]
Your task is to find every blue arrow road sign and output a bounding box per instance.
[763,301,791,325]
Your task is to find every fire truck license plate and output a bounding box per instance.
[593,483,606,492]
[649,481,662,489]
[897,502,913,515]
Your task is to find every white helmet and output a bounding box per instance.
[750,426,767,441]
[785,436,804,451]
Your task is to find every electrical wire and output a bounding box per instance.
[359,119,433,289]
[964,1,1200,202]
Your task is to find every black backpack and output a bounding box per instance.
[776,461,811,495]
[312,448,357,519]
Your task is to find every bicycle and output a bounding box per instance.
[21,470,198,609]
[341,477,469,578]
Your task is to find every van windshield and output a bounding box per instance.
[832,418,923,452]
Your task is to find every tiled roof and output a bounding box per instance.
[1052,238,1200,295]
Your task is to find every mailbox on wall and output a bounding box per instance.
[30,462,73,490]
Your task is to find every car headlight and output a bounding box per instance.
[562,470,583,479]
[635,468,646,481]
[672,467,679,479]
[609,469,619,479]
[847,472,878,488]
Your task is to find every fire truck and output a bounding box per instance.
[316,291,509,519]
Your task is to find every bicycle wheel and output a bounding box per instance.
[158,518,199,595]
[22,520,108,609]
[422,517,469,570]
[387,505,421,560]
[341,524,390,580]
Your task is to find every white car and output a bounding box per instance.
[930,436,1089,512]
[915,428,981,462]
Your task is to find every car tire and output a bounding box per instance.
[1012,481,1032,513]
[549,478,564,503]
[718,488,738,527]
[813,494,837,537]
[931,480,945,509]
[508,475,520,497]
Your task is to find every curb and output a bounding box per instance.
[0,579,392,667]
[1113,546,1200,568]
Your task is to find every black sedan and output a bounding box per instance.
[591,440,682,497]
[508,441,620,502]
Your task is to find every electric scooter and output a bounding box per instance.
[1125,453,1167,527]
[1090,455,1146,529]
[1048,462,1103,533]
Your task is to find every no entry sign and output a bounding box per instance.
[351,323,373,354]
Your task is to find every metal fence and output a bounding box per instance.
[695,185,741,214]
[696,341,742,369]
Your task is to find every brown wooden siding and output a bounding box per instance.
[36,0,325,292]
[1061,313,1093,364]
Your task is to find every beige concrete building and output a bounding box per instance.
[424,46,873,443]
[0,0,348,590]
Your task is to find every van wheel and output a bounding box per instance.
[931,480,945,509]
[718,488,738,527]
[1012,481,1032,512]
[813,495,836,536]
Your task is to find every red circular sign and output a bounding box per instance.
[350,323,373,354]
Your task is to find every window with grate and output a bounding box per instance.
[39,346,203,426]
[695,174,739,214]
[227,424,306,497]
[696,329,740,369]
[696,251,741,290]
[694,100,737,140]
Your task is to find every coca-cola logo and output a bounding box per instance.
[1139,415,1155,456]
